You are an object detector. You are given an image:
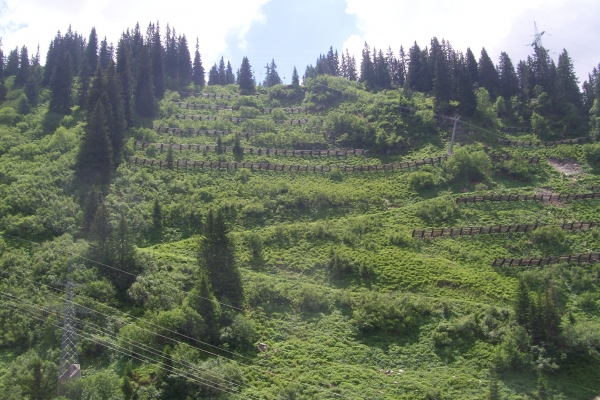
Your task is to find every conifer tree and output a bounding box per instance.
[478,48,499,98]
[433,47,451,110]
[151,24,165,98]
[456,55,476,116]
[0,42,4,82]
[152,198,162,235]
[24,59,41,106]
[498,52,519,101]
[134,45,155,118]
[264,59,282,87]
[225,61,235,84]
[199,208,243,308]
[238,57,255,94]
[218,57,226,85]
[75,98,112,190]
[556,49,582,109]
[79,27,99,107]
[346,51,358,81]
[177,34,192,86]
[192,38,205,87]
[515,279,530,327]
[186,272,220,342]
[166,140,174,169]
[113,211,136,290]
[465,48,479,85]
[88,199,111,263]
[86,66,105,117]
[360,42,375,89]
[542,286,562,346]
[5,47,19,76]
[376,49,391,89]
[207,64,219,85]
[233,135,243,159]
[116,38,134,127]
[406,42,424,91]
[291,66,300,86]
[164,24,178,80]
[49,52,74,115]
[104,61,127,165]
[15,46,30,87]
[99,37,111,69]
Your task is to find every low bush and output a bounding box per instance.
[219,314,257,350]
[408,170,435,190]
[296,285,329,313]
[496,157,533,181]
[532,226,566,247]
[415,196,459,223]
[444,145,492,182]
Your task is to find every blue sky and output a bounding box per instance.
[0,0,599,84]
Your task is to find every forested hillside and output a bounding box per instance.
[1,21,600,399]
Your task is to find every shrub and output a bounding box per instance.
[433,314,478,346]
[415,196,459,223]
[445,145,492,182]
[0,107,22,124]
[297,285,329,313]
[496,157,533,181]
[492,326,532,372]
[271,108,286,121]
[532,111,555,141]
[238,106,260,119]
[583,142,600,166]
[47,126,79,153]
[329,169,344,182]
[219,314,257,349]
[532,226,566,247]
[17,94,30,114]
[408,171,434,190]
[388,232,413,247]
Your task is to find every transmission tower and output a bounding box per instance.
[530,21,545,48]
[57,256,81,395]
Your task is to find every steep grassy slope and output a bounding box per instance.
[1,76,600,399]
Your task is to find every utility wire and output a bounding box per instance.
[0,294,244,399]
[0,272,355,400]
[546,33,600,56]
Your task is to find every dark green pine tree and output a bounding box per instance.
[207,64,219,85]
[433,48,451,111]
[104,61,127,165]
[15,46,30,87]
[265,59,282,87]
[121,361,135,400]
[478,47,499,98]
[88,199,112,263]
[238,57,255,94]
[225,61,235,84]
[529,293,545,344]
[542,286,562,346]
[134,45,155,118]
[49,52,74,115]
[152,198,163,235]
[200,208,243,308]
[86,66,105,117]
[498,52,519,101]
[151,24,165,98]
[186,272,221,342]
[24,59,42,106]
[233,135,243,159]
[556,49,582,109]
[456,55,477,117]
[116,37,134,127]
[0,44,4,82]
[347,53,358,81]
[111,211,137,295]
[291,66,300,86]
[406,41,423,91]
[99,37,111,69]
[75,99,112,190]
[79,27,99,107]
[465,47,479,85]
[192,38,205,87]
[177,34,192,86]
[359,42,375,90]
[164,25,178,80]
[218,57,226,85]
[376,50,391,89]
[157,346,188,399]
[5,47,19,76]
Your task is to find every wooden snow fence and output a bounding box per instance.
[178,91,259,99]
[497,137,588,147]
[274,119,310,126]
[126,155,448,173]
[492,253,600,267]
[456,192,600,204]
[489,154,541,164]
[152,125,257,139]
[173,102,232,111]
[501,127,531,133]
[173,114,250,123]
[133,141,369,156]
[261,107,307,114]
[412,221,599,239]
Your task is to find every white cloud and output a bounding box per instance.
[0,0,272,66]
[342,0,599,80]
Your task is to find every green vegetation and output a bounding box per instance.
[0,22,599,400]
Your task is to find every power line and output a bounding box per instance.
[546,33,600,56]
[0,296,245,399]
[0,271,355,399]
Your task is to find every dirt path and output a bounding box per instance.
[547,157,583,176]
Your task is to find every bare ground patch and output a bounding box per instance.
[547,157,583,176]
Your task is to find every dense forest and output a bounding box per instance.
[0,20,600,399]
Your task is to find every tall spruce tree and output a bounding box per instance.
[151,24,165,98]
[478,48,499,98]
[433,47,451,110]
[49,52,74,115]
[456,55,476,117]
[397,46,407,86]
[238,57,255,94]
[134,44,155,118]
[406,42,424,91]
[226,61,235,84]
[556,49,582,109]
[291,66,300,86]
[346,51,358,81]
[465,47,479,85]
[186,272,220,342]
[264,59,282,87]
[207,64,219,85]
[116,37,134,127]
[104,61,127,165]
[199,208,243,308]
[515,279,530,327]
[498,52,519,101]
[79,27,99,107]
[15,46,30,87]
[99,37,111,69]
[75,99,112,190]
[5,47,19,76]
[360,42,375,90]
[218,57,226,85]
[192,38,205,87]
[88,199,111,263]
